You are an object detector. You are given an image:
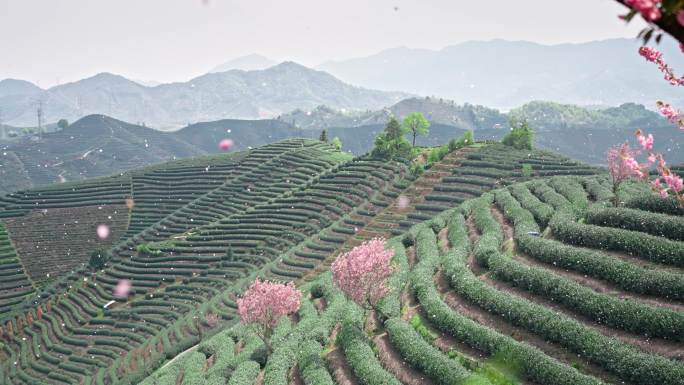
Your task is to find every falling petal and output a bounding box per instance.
[114,280,131,298]
[397,195,410,209]
[219,139,234,151]
[96,224,110,240]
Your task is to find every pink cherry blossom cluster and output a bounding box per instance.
[638,47,684,86]
[331,238,394,308]
[237,278,301,330]
[625,0,662,21]
[619,129,684,204]
[656,101,684,130]
[608,142,644,188]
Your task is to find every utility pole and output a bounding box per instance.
[37,100,43,140]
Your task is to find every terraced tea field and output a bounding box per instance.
[138,175,683,385]
[2,138,652,385]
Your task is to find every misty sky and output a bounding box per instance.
[1,0,647,88]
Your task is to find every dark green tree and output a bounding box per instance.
[372,117,411,160]
[57,119,69,130]
[502,119,534,150]
[88,248,109,270]
[319,130,328,142]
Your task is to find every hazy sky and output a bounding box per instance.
[1,0,647,87]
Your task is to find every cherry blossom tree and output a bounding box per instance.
[608,142,644,206]
[331,238,394,309]
[237,278,301,355]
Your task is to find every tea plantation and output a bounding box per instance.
[3,138,680,385]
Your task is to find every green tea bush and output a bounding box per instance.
[297,340,334,385]
[336,319,401,385]
[385,317,471,385]
[412,212,600,385]
[551,213,684,267]
[227,361,260,385]
[586,207,684,241]
[488,253,684,339]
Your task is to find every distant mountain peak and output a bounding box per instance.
[210,54,277,73]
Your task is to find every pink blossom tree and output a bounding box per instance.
[608,142,644,206]
[237,278,301,355]
[331,238,394,309]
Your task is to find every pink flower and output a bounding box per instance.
[626,0,662,21]
[659,189,670,198]
[678,10,684,27]
[636,133,654,151]
[647,154,657,164]
[640,48,684,86]
[332,238,394,308]
[664,174,684,192]
[639,46,662,63]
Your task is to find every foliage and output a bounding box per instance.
[136,243,163,257]
[331,238,394,308]
[551,210,684,267]
[586,206,684,241]
[331,136,342,150]
[57,119,69,130]
[319,130,328,142]
[227,361,261,385]
[501,120,533,150]
[520,164,532,178]
[336,319,402,385]
[410,162,425,177]
[385,317,471,385]
[449,130,475,152]
[237,279,301,355]
[372,118,412,160]
[88,248,109,270]
[402,112,430,146]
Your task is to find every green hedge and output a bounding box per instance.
[447,208,684,385]
[624,194,684,216]
[227,361,260,385]
[336,320,402,385]
[297,340,335,385]
[411,213,600,385]
[488,252,684,340]
[586,207,684,241]
[385,317,471,385]
[551,211,684,267]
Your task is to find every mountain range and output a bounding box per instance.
[1,97,680,194]
[317,38,684,109]
[0,62,407,129]
[2,38,683,130]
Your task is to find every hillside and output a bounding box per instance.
[317,38,684,109]
[0,139,606,385]
[0,100,677,195]
[136,175,683,385]
[0,63,408,129]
